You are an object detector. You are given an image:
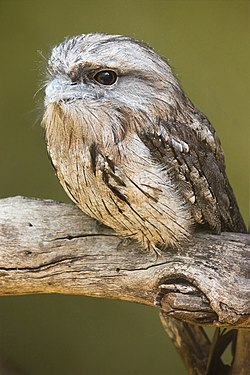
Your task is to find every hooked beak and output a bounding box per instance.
[45,78,85,105]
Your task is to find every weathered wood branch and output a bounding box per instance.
[159,313,211,375]
[0,196,249,329]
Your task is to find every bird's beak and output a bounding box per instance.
[45,78,83,105]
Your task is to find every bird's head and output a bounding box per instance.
[43,33,191,147]
[45,33,181,105]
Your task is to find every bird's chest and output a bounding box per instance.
[51,136,159,225]
[52,140,128,223]
[48,132,191,248]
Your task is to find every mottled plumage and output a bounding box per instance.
[42,33,246,251]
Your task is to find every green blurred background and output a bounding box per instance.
[0,1,249,374]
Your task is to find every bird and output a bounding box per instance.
[42,33,246,252]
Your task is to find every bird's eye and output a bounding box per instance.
[94,70,117,85]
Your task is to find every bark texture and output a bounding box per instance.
[0,196,249,328]
[0,196,249,375]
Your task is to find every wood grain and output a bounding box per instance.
[0,196,249,329]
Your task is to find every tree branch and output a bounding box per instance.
[159,313,211,375]
[0,196,249,329]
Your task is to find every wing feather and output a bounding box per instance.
[139,112,246,233]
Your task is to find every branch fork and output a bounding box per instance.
[0,196,249,329]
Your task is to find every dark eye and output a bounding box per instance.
[94,70,117,85]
